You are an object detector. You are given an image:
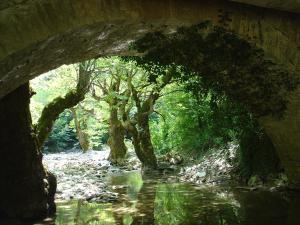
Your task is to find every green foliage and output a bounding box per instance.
[150,85,211,155]
[30,55,281,180]
[150,83,248,157]
[70,101,109,149]
[30,63,106,152]
[31,66,78,152]
[129,23,285,177]
[43,110,77,152]
[130,22,299,117]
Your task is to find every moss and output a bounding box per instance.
[36,90,85,147]
[36,62,92,148]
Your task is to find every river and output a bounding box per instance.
[43,170,300,225]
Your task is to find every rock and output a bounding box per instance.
[178,145,237,185]
[196,171,206,178]
[87,192,118,203]
[43,148,141,202]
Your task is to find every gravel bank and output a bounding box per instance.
[43,148,140,201]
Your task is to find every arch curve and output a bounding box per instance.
[0,0,299,193]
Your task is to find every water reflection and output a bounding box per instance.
[48,171,300,225]
[154,184,240,225]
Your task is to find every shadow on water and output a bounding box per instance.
[6,171,300,225]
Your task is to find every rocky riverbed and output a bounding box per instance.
[178,144,237,185]
[43,148,140,202]
[43,145,236,203]
[178,144,288,189]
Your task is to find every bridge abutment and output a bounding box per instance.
[260,87,300,189]
[0,83,56,219]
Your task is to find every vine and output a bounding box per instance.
[128,21,299,117]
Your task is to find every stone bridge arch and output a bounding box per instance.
[0,0,300,219]
[1,0,300,98]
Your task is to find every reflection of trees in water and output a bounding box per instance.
[154,184,240,225]
[56,200,116,225]
[74,199,83,225]
[131,184,156,225]
[111,179,241,225]
[56,172,243,225]
[110,171,145,225]
[54,185,300,225]
[110,172,157,225]
[154,184,187,224]
[52,170,300,225]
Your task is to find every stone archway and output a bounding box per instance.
[0,0,300,219]
[1,0,300,98]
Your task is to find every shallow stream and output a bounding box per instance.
[40,170,300,225]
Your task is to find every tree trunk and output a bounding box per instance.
[35,64,92,148]
[36,91,85,148]
[0,83,56,219]
[71,108,89,152]
[123,89,158,169]
[124,122,144,163]
[123,117,157,170]
[108,108,127,164]
[137,113,158,170]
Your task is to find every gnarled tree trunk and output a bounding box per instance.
[0,83,56,219]
[123,121,144,165]
[125,81,161,169]
[123,101,158,169]
[93,76,129,165]
[36,91,86,148]
[127,71,172,169]
[108,107,127,164]
[36,62,92,148]
[136,112,158,169]
[71,108,89,152]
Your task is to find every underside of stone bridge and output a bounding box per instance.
[0,0,299,220]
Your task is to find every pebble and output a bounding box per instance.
[43,148,140,202]
[179,144,237,185]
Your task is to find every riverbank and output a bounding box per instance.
[43,146,288,204]
[176,144,288,191]
[43,148,140,202]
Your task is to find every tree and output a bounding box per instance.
[71,107,90,152]
[121,71,171,169]
[113,63,173,169]
[131,22,298,118]
[35,60,95,149]
[91,58,129,164]
[91,57,173,169]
